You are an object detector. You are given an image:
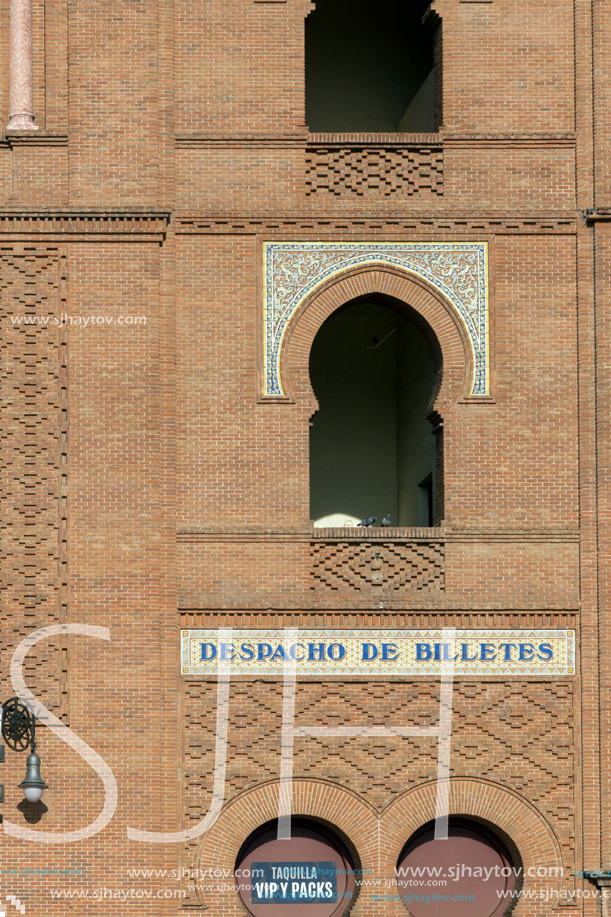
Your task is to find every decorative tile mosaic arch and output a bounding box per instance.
[263,241,490,397]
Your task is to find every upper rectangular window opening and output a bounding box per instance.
[305,0,438,133]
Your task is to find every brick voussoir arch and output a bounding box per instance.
[193,778,379,914]
[379,777,563,914]
[282,265,473,410]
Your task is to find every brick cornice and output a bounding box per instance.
[175,132,308,147]
[177,528,578,538]
[0,210,579,239]
[175,131,575,149]
[0,132,68,147]
[175,213,577,235]
[179,611,579,629]
[0,210,171,240]
[442,132,575,148]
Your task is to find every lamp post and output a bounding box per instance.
[0,698,48,816]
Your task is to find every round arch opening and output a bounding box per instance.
[235,818,358,916]
[308,294,443,528]
[396,818,518,916]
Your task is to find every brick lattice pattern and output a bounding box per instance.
[0,249,67,716]
[310,540,445,591]
[305,146,444,196]
[183,680,576,897]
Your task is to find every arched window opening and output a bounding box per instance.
[309,297,442,528]
[396,818,519,916]
[305,0,438,133]
[235,817,358,915]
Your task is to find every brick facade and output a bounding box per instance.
[0,0,609,915]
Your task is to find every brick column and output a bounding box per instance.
[6,0,38,131]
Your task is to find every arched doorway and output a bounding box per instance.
[235,818,357,916]
[309,295,442,528]
[396,818,518,916]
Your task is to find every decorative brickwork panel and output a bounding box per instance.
[305,146,444,197]
[0,249,68,717]
[310,540,445,591]
[183,680,575,893]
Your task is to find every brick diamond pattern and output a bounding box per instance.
[311,540,445,591]
[305,147,444,197]
[184,680,575,891]
[0,249,67,715]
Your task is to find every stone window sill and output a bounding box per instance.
[306,132,442,147]
[311,527,445,541]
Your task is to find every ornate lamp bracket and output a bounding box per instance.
[1,698,36,752]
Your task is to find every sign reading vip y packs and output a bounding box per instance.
[251,862,337,904]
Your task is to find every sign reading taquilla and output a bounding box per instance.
[181,629,575,677]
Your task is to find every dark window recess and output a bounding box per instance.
[418,473,434,527]
[309,296,443,528]
[305,0,437,133]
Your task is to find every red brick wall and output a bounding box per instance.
[0,0,607,914]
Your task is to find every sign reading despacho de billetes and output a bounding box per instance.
[181,629,575,677]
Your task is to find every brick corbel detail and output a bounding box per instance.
[0,211,171,241]
[583,873,611,916]
[424,2,442,29]
[586,208,611,223]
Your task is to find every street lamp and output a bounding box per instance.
[0,698,48,806]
